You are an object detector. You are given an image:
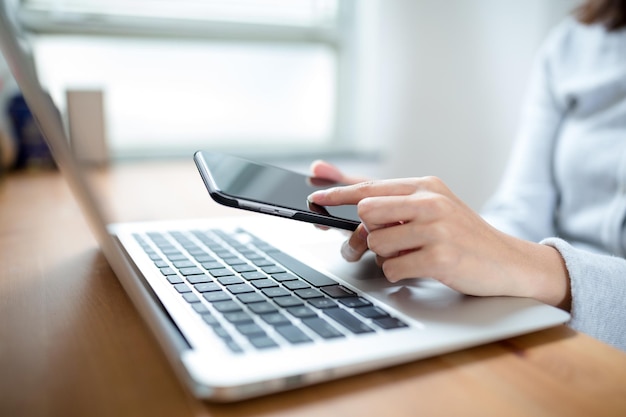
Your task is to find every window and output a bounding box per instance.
[20,0,339,28]
[19,0,359,159]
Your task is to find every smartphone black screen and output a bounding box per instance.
[194,151,361,231]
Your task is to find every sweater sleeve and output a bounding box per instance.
[541,237,626,351]
[482,20,626,352]
[481,25,566,241]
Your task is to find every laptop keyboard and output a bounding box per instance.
[133,228,408,353]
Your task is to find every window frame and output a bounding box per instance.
[16,0,361,160]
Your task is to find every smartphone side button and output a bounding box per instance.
[276,209,296,217]
[260,207,295,217]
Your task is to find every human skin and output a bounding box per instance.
[308,161,571,310]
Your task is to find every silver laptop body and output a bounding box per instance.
[0,1,570,402]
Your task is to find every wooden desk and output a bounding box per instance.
[1,161,626,417]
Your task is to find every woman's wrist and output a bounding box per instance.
[516,239,572,310]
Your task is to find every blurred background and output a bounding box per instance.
[1,0,579,209]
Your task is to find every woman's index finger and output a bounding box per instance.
[309,179,418,206]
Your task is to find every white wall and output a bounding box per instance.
[354,0,578,209]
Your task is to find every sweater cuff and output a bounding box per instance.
[540,237,626,350]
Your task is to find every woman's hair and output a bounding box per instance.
[576,0,626,30]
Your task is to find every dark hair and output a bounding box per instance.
[576,0,626,30]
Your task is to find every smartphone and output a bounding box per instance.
[194,151,361,231]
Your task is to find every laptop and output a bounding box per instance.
[0,1,570,402]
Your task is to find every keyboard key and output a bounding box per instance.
[217,276,244,285]
[308,297,337,309]
[338,297,372,308]
[183,293,200,303]
[194,282,221,292]
[195,255,216,263]
[232,264,257,273]
[213,249,233,258]
[203,242,224,252]
[212,325,232,340]
[240,251,263,260]
[166,276,184,285]
[223,311,253,324]
[230,245,249,253]
[262,287,290,298]
[203,291,232,303]
[271,272,298,282]
[268,251,337,287]
[209,268,235,278]
[160,247,181,255]
[354,306,389,319]
[201,313,220,327]
[191,303,210,314]
[249,336,279,349]
[282,280,310,291]
[261,265,286,274]
[241,271,267,281]
[294,288,324,299]
[286,306,317,318]
[302,317,344,339]
[174,283,192,293]
[200,261,223,270]
[236,323,266,337]
[260,312,291,326]
[226,283,255,294]
[373,317,409,330]
[223,257,246,266]
[251,258,275,267]
[225,340,244,353]
[237,293,266,304]
[187,275,212,284]
[160,267,177,276]
[321,285,356,298]
[187,248,208,257]
[274,296,304,308]
[179,267,204,276]
[275,325,312,344]
[251,279,278,289]
[167,253,188,262]
[173,260,195,269]
[213,300,243,313]
[248,302,279,314]
[324,308,374,334]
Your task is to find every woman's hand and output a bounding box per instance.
[309,160,372,260]
[308,176,571,308]
[309,160,370,185]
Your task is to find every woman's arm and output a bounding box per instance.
[309,177,571,308]
[544,238,626,350]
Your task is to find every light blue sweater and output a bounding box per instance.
[481,17,626,351]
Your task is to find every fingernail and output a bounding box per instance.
[341,240,361,262]
[307,190,326,203]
